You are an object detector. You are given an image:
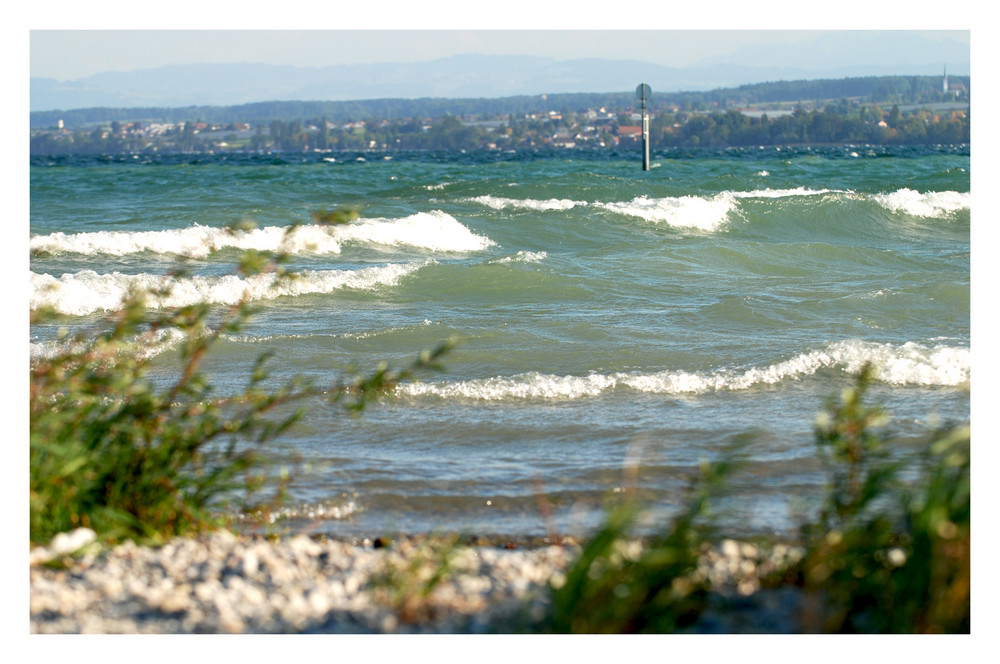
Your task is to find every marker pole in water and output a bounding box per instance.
[636,83,652,171]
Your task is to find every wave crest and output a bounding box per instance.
[467,195,583,211]
[489,250,547,264]
[30,262,428,316]
[871,188,970,218]
[29,211,494,258]
[595,193,737,231]
[399,340,969,401]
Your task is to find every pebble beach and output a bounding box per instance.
[29,528,805,634]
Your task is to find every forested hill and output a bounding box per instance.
[30,75,968,129]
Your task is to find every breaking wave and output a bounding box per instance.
[467,188,834,232]
[464,188,968,229]
[30,262,428,316]
[489,250,548,264]
[29,211,494,258]
[871,189,970,218]
[29,327,188,362]
[400,340,969,401]
[466,195,583,211]
[729,187,837,199]
[594,193,738,231]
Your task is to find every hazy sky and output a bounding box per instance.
[29,31,826,80]
[30,29,970,81]
[26,2,974,81]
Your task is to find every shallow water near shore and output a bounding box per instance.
[30,146,970,540]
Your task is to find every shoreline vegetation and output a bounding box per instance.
[29,209,970,634]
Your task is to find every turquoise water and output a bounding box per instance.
[30,146,971,539]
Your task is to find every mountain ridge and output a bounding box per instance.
[31,35,970,113]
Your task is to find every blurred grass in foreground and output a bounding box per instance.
[29,209,450,546]
[528,365,969,634]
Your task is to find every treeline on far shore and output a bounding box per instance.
[29,103,970,156]
[646,104,967,148]
[30,74,970,155]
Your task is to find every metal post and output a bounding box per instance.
[642,102,650,171]
[636,83,652,171]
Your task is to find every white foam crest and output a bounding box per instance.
[403,372,618,400]
[467,195,583,211]
[30,327,188,362]
[490,250,548,264]
[31,262,427,316]
[399,340,968,401]
[337,211,495,252]
[871,188,970,218]
[596,193,737,231]
[730,187,836,199]
[626,340,969,392]
[28,224,304,259]
[30,211,493,258]
[821,339,970,386]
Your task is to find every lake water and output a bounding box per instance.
[29,146,971,541]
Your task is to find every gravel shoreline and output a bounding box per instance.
[30,528,805,634]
